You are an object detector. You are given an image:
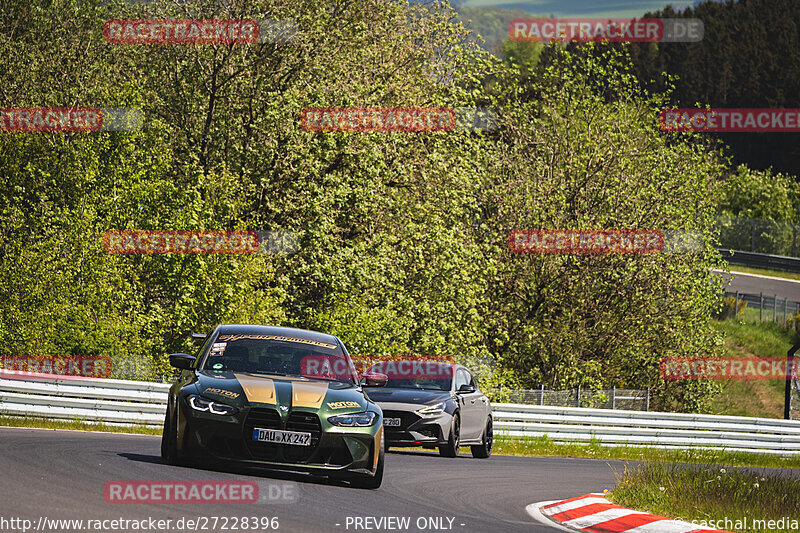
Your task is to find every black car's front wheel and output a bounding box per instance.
[438,413,460,458]
[160,406,183,466]
[471,417,492,458]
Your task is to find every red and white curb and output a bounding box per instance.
[526,493,731,533]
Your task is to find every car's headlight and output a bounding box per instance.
[188,395,239,415]
[417,402,446,416]
[328,411,377,427]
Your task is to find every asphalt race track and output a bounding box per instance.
[0,427,622,533]
[715,269,800,301]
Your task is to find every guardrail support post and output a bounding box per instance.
[760,292,763,321]
[645,388,650,411]
[539,384,544,406]
[610,386,616,409]
[575,385,580,408]
[786,343,800,419]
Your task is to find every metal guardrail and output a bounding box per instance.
[0,373,168,426]
[3,374,800,455]
[718,249,800,273]
[493,403,800,455]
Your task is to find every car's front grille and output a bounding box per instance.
[243,408,322,463]
[284,412,321,462]
[243,408,282,460]
[382,409,421,431]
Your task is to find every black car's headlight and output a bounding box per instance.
[328,411,377,427]
[188,395,239,416]
[417,402,446,416]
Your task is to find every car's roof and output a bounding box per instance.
[214,324,340,346]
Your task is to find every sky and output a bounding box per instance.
[453,0,698,17]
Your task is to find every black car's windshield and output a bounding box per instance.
[367,361,453,391]
[202,333,356,383]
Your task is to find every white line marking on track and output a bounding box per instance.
[564,509,648,529]
[542,497,612,515]
[712,269,800,284]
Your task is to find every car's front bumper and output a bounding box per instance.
[380,405,453,447]
[177,403,382,475]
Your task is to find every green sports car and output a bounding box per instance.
[160,324,387,489]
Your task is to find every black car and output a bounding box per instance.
[161,324,387,488]
[363,362,492,458]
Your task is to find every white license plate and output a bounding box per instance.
[383,418,401,427]
[253,428,311,446]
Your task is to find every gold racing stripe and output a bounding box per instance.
[291,381,329,408]
[234,374,276,405]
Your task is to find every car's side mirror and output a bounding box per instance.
[169,353,196,370]
[458,383,476,393]
[361,372,388,387]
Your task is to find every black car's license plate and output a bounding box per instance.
[383,418,401,427]
[253,428,311,446]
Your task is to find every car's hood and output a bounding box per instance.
[191,370,370,414]
[363,387,452,406]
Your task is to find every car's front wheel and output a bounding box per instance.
[438,413,460,458]
[160,405,183,466]
[471,417,492,458]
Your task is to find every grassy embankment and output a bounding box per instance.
[610,462,800,533]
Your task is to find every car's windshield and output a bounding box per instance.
[367,361,453,391]
[201,333,356,383]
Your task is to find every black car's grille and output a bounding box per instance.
[244,408,282,460]
[284,412,321,462]
[243,408,321,463]
[382,410,421,431]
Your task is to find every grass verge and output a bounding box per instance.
[0,414,160,435]
[710,318,797,418]
[609,462,800,533]
[491,435,800,469]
